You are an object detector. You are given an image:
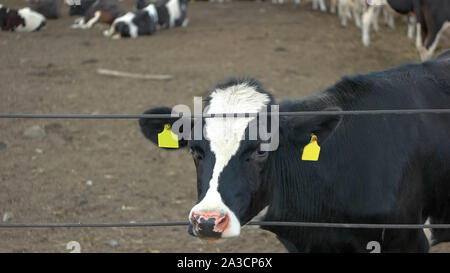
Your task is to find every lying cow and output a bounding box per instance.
[30,0,61,19]
[0,5,46,32]
[136,0,189,29]
[71,0,125,29]
[139,52,450,252]
[388,0,450,61]
[103,4,158,39]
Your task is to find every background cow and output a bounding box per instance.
[139,52,450,252]
[71,0,125,29]
[0,6,46,32]
[104,3,158,39]
[136,0,189,29]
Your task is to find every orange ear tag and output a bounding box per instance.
[157,124,179,149]
[301,134,320,161]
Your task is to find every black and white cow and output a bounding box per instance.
[103,3,158,39]
[71,0,125,29]
[0,5,46,32]
[30,0,61,19]
[139,52,450,252]
[136,0,189,29]
[388,0,450,60]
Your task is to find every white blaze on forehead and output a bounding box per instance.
[205,83,271,191]
[189,82,270,238]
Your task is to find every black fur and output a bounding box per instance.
[30,0,61,19]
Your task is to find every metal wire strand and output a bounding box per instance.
[1,221,450,229]
[0,109,450,119]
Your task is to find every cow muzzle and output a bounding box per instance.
[189,211,230,240]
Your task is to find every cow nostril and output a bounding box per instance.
[217,216,226,225]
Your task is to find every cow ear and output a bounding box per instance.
[284,107,342,146]
[139,106,190,149]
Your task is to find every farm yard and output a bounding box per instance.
[0,0,449,253]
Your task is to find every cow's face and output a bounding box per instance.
[139,78,341,241]
[187,81,275,240]
[140,79,275,240]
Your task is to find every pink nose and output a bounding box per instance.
[191,211,230,237]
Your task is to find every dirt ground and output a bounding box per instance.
[0,0,449,253]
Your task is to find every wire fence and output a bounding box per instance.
[1,221,450,229]
[1,109,450,119]
[1,108,450,231]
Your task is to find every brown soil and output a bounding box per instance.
[0,0,448,253]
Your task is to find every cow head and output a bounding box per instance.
[139,78,342,241]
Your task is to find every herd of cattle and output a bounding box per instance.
[0,0,449,59]
[0,0,189,39]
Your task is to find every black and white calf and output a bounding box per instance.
[139,52,450,252]
[136,0,189,29]
[104,3,158,39]
[71,0,125,29]
[0,5,46,32]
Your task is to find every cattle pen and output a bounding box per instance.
[1,0,450,253]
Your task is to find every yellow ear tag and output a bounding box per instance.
[301,134,320,161]
[157,124,179,149]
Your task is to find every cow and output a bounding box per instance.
[103,4,158,39]
[0,6,46,32]
[29,0,61,19]
[138,52,450,252]
[136,0,189,29]
[71,0,125,29]
[388,0,450,61]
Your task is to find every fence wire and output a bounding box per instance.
[1,108,449,231]
[1,221,449,229]
[0,109,450,119]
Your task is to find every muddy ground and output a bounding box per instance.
[0,0,448,253]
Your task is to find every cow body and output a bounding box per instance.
[0,6,46,32]
[137,0,189,29]
[139,53,450,252]
[71,0,125,29]
[104,4,158,39]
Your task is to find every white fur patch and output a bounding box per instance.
[144,4,158,24]
[15,7,46,32]
[189,83,271,238]
[166,0,181,27]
